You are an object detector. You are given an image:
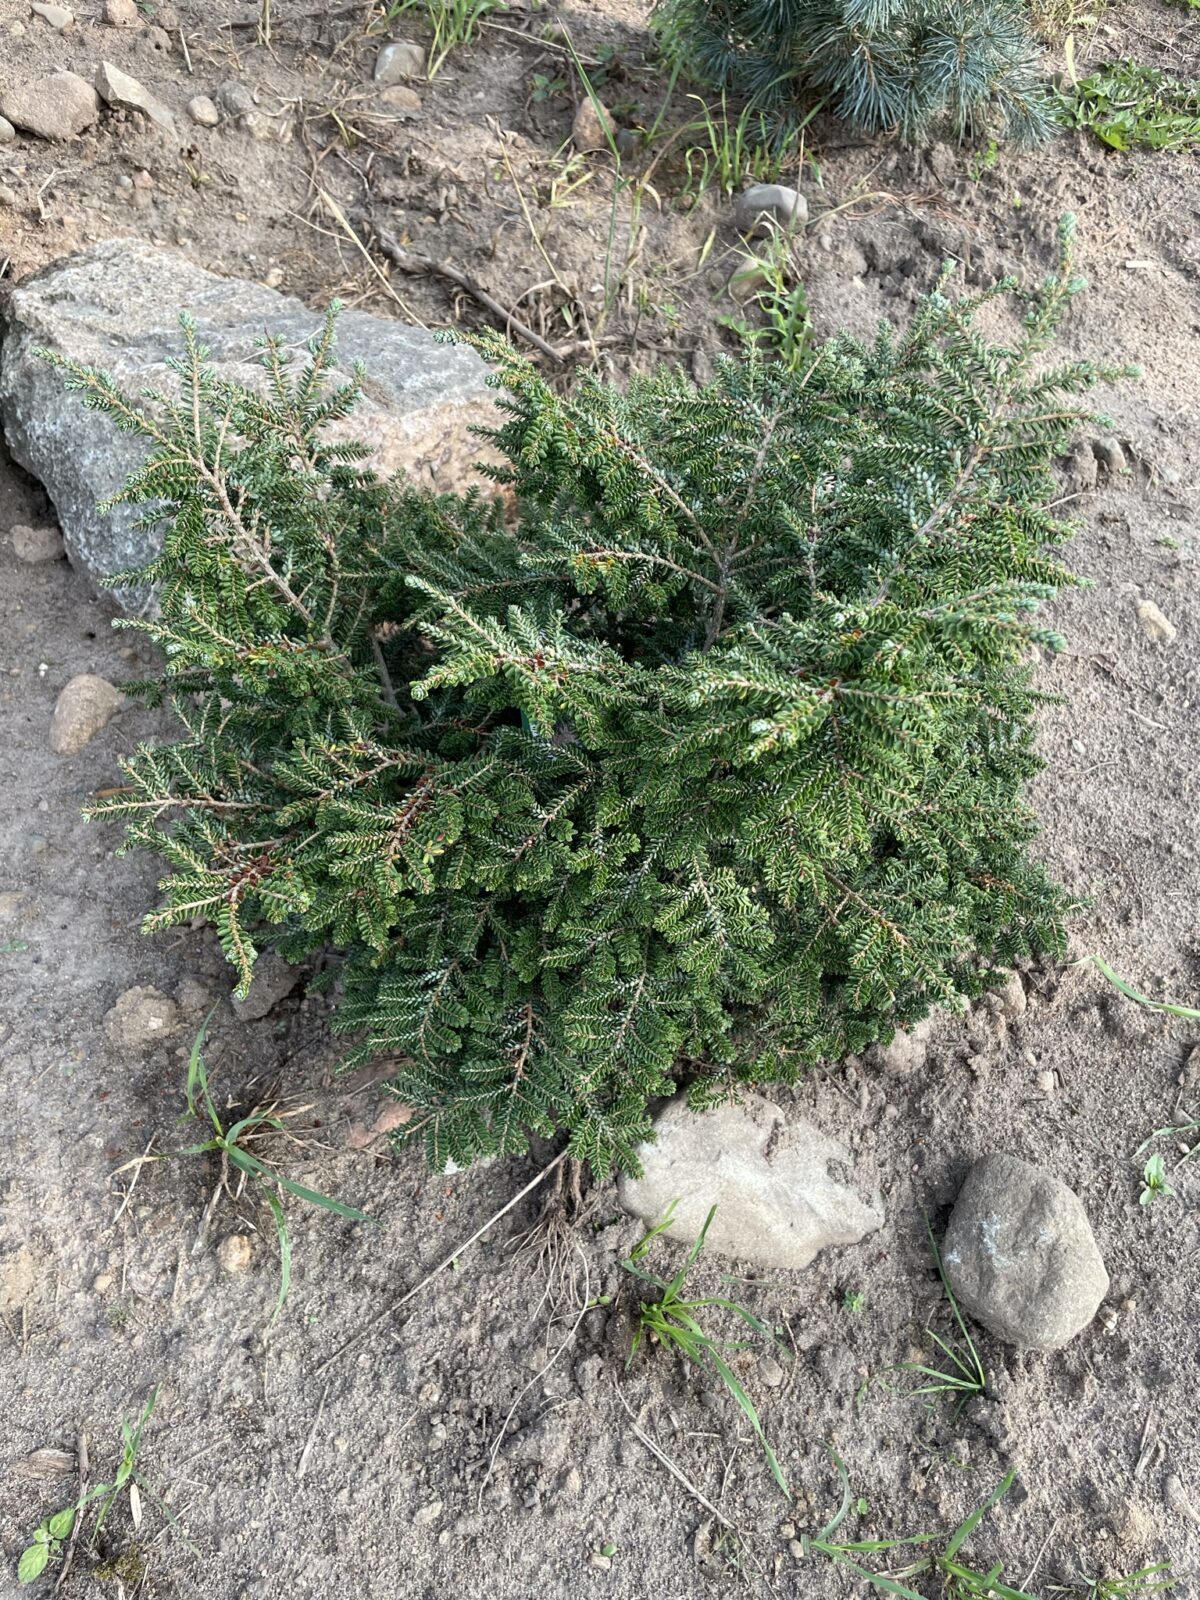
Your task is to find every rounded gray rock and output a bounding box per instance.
[217,78,255,117]
[734,183,807,237]
[0,71,99,141]
[618,1093,884,1270]
[0,115,15,144]
[374,41,426,85]
[941,1153,1109,1349]
[187,94,220,127]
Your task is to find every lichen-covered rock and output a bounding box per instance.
[618,1093,884,1270]
[0,240,497,605]
[942,1153,1109,1349]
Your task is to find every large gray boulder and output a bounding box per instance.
[941,1153,1109,1349]
[0,239,496,605]
[618,1093,884,1270]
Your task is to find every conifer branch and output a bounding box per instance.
[62,228,1112,1173]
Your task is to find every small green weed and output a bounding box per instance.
[529,70,567,104]
[1030,0,1106,37]
[1073,1566,1176,1598]
[1062,62,1200,152]
[1139,1153,1175,1206]
[803,1454,1037,1599]
[721,230,812,373]
[843,1289,866,1314]
[18,1390,158,1587]
[903,1223,987,1411]
[622,1202,790,1498]
[118,1017,369,1327]
[383,0,503,77]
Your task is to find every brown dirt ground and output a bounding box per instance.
[1,1,1200,1597]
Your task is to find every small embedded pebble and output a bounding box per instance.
[103,0,141,21]
[0,183,18,207]
[996,970,1026,1018]
[1136,598,1176,645]
[1036,1069,1056,1095]
[187,94,219,127]
[92,1273,114,1293]
[49,674,123,754]
[0,115,14,143]
[589,1553,611,1571]
[218,78,254,117]
[412,1500,443,1527]
[1164,1475,1200,1525]
[30,2,75,30]
[11,523,65,562]
[757,1355,785,1388]
[217,1234,253,1274]
[572,96,614,153]
[242,111,276,142]
[1092,436,1126,476]
[734,182,807,236]
[377,84,422,115]
[374,40,425,84]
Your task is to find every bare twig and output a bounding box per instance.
[312,1150,568,1375]
[316,189,426,326]
[375,228,564,363]
[52,1431,88,1596]
[616,1391,737,1533]
[297,1385,330,1479]
[477,1245,590,1507]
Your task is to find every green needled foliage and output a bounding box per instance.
[61,216,1124,1175]
[652,0,1059,146]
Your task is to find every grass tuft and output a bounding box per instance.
[622,1202,790,1498]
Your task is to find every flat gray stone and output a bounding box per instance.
[96,60,176,135]
[942,1153,1109,1349]
[0,239,497,605]
[618,1093,884,1270]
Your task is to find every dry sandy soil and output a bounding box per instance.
[1,1,1200,1597]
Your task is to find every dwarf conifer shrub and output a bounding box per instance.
[655,0,1058,145]
[62,219,1117,1174]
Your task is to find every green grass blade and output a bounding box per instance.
[263,1190,291,1329]
[184,1009,222,1131]
[819,1550,931,1599]
[944,1468,1017,1559]
[814,1446,854,1542]
[227,1146,370,1220]
[704,1344,790,1499]
[1081,953,1200,1020]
